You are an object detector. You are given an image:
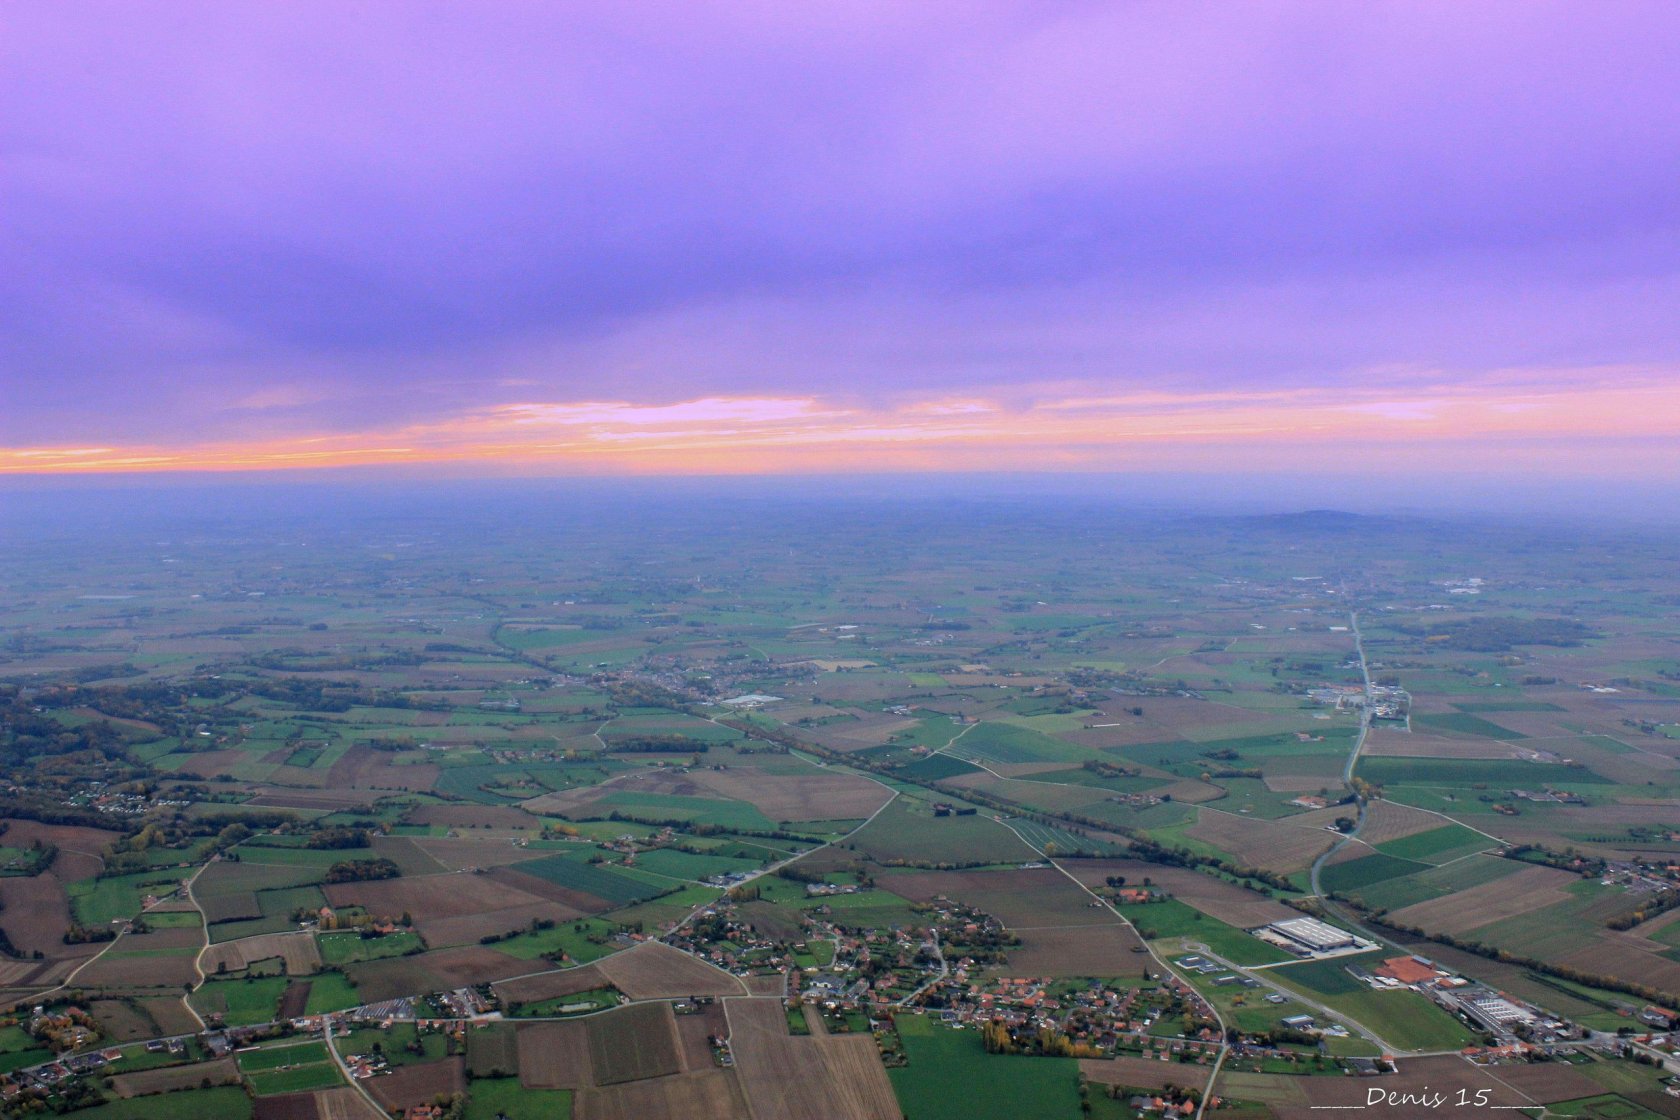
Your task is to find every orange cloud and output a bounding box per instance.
[4,371,1677,476]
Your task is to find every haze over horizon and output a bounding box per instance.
[5,3,1678,491]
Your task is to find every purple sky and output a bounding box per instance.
[4,2,1678,476]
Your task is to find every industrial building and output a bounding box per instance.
[1266,917,1359,953]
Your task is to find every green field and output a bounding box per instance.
[68,870,185,926]
[590,790,778,831]
[237,1040,330,1071]
[319,929,424,966]
[191,975,290,1025]
[949,721,1088,766]
[506,852,673,905]
[899,753,985,782]
[1358,757,1611,787]
[1318,852,1430,894]
[245,1063,344,1095]
[889,1014,1082,1120]
[1267,953,1384,996]
[465,1076,574,1120]
[1323,988,1479,1051]
[1375,824,1492,864]
[1347,853,1521,911]
[850,799,1037,865]
[71,1087,253,1120]
[630,847,763,880]
[304,971,362,1014]
[1119,899,1294,966]
[1266,956,1479,1051]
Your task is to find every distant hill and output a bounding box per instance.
[1220,509,1411,533]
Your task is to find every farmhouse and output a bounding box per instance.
[1264,917,1358,953]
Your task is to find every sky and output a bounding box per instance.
[4,1,1679,488]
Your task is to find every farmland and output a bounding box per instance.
[889,1014,1080,1120]
[4,491,1680,1119]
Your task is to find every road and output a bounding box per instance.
[995,818,1232,1120]
[1174,940,1412,1056]
[322,1016,387,1118]
[1306,609,1394,953]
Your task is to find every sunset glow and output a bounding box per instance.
[7,374,1676,477]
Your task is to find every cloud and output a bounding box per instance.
[3,3,1677,459]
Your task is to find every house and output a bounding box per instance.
[1281,1014,1316,1030]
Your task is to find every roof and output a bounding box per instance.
[1376,956,1437,984]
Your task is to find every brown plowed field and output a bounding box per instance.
[1184,809,1335,874]
[484,865,614,912]
[0,819,119,855]
[366,1057,465,1112]
[274,981,309,1019]
[369,835,447,876]
[493,963,609,1006]
[578,1069,748,1120]
[0,960,51,987]
[736,900,801,942]
[75,946,199,988]
[522,788,609,817]
[414,837,550,871]
[517,1020,593,1089]
[689,769,890,823]
[1486,1060,1606,1101]
[1269,1053,1601,1119]
[119,925,204,951]
[200,892,262,924]
[408,804,538,830]
[466,1023,520,1078]
[203,931,322,975]
[325,746,439,793]
[1332,799,1451,844]
[89,998,158,1040]
[594,942,747,999]
[1388,864,1577,935]
[726,998,898,1120]
[348,946,529,1002]
[138,995,203,1036]
[172,750,251,779]
[1081,1054,1213,1091]
[675,1003,728,1069]
[743,974,786,997]
[419,901,586,947]
[1362,730,1524,759]
[995,923,1148,977]
[323,871,550,924]
[588,1001,683,1085]
[0,869,101,959]
[247,790,378,810]
[111,1058,241,1097]
[314,1086,388,1120]
[1059,859,1298,927]
[253,1093,321,1120]
[1558,937,1680,1000]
